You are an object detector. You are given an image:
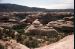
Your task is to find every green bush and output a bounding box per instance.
[0,44,5,49]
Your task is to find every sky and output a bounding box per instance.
[0,0,74,9]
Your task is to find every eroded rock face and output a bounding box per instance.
[47,19,73,33]
[35,34,74,49]
[25,19,43,33]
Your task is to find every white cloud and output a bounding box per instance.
[63,0,74,3]
[34,0,74,9]
[0,0,74,9]
[37,3,74,9]
[26,0,74,9]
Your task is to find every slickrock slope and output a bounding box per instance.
[35,34,74,49]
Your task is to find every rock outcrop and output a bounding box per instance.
[0,39,29,49]
[25,19,59,36]
[35,34,74,49]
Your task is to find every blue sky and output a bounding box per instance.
[0,0,74,9]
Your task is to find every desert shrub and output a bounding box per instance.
[0,44,5,49]
[25,37,39,49]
